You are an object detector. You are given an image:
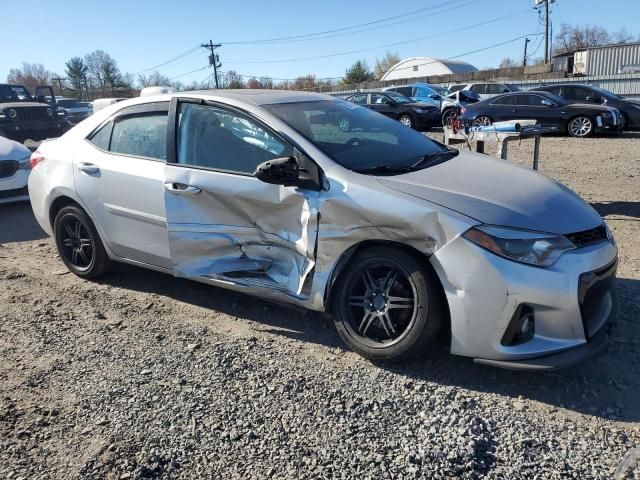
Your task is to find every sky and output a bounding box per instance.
[2,0,639,86]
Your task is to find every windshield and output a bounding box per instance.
[58,99,87,108]
[428,85,449,96]
[589,86,620,101]
[0,85,33,103]
[385,92,413,104]
[263,100,452,173]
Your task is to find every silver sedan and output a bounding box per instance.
[28,90,617,369]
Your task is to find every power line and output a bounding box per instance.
[132,45,201,76]
[223,0,478,46]
[221,0,465,45]
[170,66,208,81]
[224,10,530,65]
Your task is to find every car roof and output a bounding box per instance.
[173,89,335,106]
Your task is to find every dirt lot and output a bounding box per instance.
[1,133,639,479]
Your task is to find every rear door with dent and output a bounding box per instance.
[163,98,320,295]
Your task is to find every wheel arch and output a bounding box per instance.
[323,240,451,335]
[566,114,595,136]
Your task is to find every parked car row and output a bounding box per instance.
[360,80,637,136]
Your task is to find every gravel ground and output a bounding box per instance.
[1,133,639,479]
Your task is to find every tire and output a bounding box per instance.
[567,116,594,137]
[398,114,414,129]
[472,115,492,127]
[442,108,457,127]
[619,112,628,131]
[53,205,112,278]
[332,246,445,361]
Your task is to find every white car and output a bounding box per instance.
[0,136,31,204]
[447,82,515,100]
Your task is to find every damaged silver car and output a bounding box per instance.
[28,90,618,369]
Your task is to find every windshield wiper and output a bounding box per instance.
[353,164,416,175]
[410,149,459,169]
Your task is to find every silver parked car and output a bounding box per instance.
[28,90,617,368]
[0,136,32,203]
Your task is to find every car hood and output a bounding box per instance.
[565,103,616,112]
[0,102,49,110]
[376,151,602,235]
[0,136,31,161]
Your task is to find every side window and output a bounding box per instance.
[88,121,113,150]
[176,103,291,175]
[544,86,561,96]
[351,93,368,105]
[486,84,505,95]
[471,84,488,94]
[396,87,413,97]
[564,86,589,101]
[513,94,533,106]
[448,85,464,93]
[371,94,389,104]
[529,95,550,106]
[110,113,168,160]
[491,95,514,106]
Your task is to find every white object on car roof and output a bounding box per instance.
[92,98,128,113]
[140,86,177,97]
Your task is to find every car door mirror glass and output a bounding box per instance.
[255,156,299,186]
[541,99,554,107]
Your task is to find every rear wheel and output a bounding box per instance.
[54,205,111,278]
[442,108,458,127]
[332,247,445,361]
[398,114,414,129]
[567,116,594,137]
[472,115,492,127]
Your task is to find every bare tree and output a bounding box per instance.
[84,50,124,94]
[499,57,518,68]
[554,24,611,53]
[138,71,172,88]
[223,71,244,89]
[7,63,60,92]
[374,52,401,80]
[612,27,634,44]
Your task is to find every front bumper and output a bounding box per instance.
[0,169,30,204]
[415,110,441,128]
[430,234,618,370]
[0,119,68,139]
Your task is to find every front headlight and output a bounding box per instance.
[413,108,433,114]
[17,154,31,170]
[463,225,576,267]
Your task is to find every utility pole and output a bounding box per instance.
[52,77,65,94]
[201,40,222,89]
[544,0,549,63]
[523,37,530,67]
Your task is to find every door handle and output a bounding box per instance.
[164,182,201,195]
[77,162,100,174]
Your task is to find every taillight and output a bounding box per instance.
[29,150,46,169]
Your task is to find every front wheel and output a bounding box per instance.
[472,115,492,127]
[398,114,414,129]
[332,247,445,361]
[54,205,112,278]
[567,116,594,137]
[442,108,458,127]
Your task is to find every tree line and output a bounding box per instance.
[6,24,638,98]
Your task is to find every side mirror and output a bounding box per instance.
[586,95,602,103]
[255,156,299,187]
[502,88,510,93]
[541,99,555,107]
[429,93,441,100]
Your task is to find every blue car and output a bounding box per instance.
[383,83,449,108]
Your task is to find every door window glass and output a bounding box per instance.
[370,94,389,104]
[448,84,464,93]
[491,95,514,105]
[396,87,413,97]
[564,86,590,101]
[350,93,368,105]
[110,113,168,160]
[471,84,488,94]
[176,103,291,174]
[485,84,505,94]
[88,121,113,150]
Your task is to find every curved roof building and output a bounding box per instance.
[381,56,478,81]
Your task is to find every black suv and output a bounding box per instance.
[0,84,69,140]
[533,84,640,130]
[345,91,440,130]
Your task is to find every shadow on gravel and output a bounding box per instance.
[0,201,46,244]
[97,255,640,424]
[96,263,345,350]
[592,201,640,219]
[376,277,640,424]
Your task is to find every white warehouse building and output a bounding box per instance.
[381,56,478,81]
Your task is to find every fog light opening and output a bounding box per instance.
[501,305,535,346]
